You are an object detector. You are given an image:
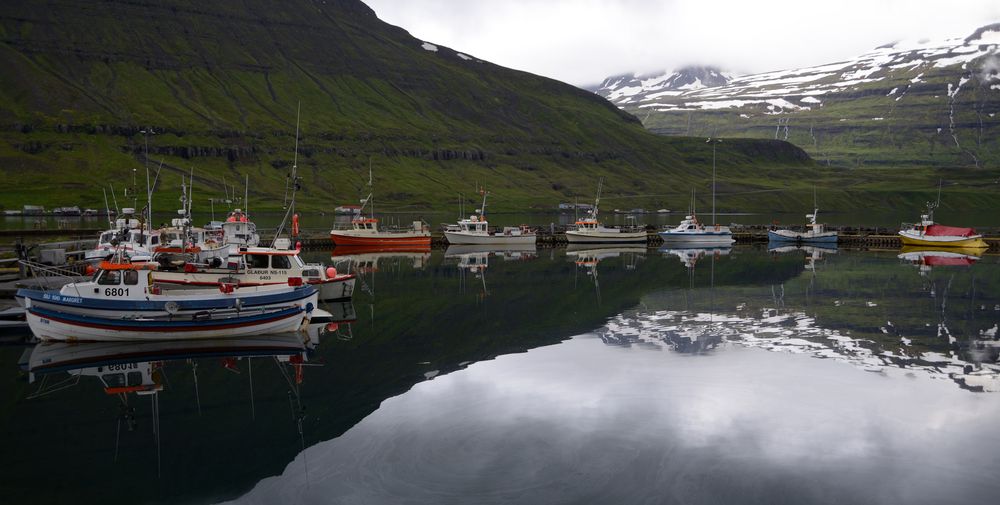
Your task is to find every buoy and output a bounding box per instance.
[326,266,337,278]
[85,264,95,275]
[295,241,302,251]
[292,213,300,236]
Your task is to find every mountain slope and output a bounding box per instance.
[596,26,1000,178]
[0,0,817,215]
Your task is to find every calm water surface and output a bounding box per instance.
[2,246,999,504]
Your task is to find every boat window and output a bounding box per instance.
[127,372,143,386]
[123,269,139,285]
[247,255,269,269]
[100,232,113,243]
[150,236,159,245]
[272,255,292,269]
[103,373,125,387]
[97,270,122,285]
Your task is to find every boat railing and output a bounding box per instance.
[17,259,88,295]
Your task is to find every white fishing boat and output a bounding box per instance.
[153,247,355,301]
[659,139,736,246]
[16,255,318,341]
[151,175,231,264]
[221,208,260,251]
[659,214,735,245]
[768,189,838,244]
[84,208,163,264]
[565,178,647,244]
[444,190,536,245]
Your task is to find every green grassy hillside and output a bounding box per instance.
[0,0,825,216]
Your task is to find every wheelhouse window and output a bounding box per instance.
[97,270,122,285]
[123,270,139,285]
[247,254,270,269]
[272,255,292,269]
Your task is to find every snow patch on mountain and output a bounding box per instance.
[595,25,1000,115]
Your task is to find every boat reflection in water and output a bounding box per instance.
[567,244,646,304]
[25,332,320,476]
[768,243,837,273]
[660,246,731,270]
[330,244,432,270]
[898,245,983,275]
[445,244,537,299]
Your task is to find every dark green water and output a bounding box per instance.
[1,245,999,504]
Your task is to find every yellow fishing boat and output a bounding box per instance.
[898,198,987,249]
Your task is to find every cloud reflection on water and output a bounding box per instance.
[226,329,1000,505]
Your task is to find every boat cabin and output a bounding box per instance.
[458,216,489,234]
[238,248,307,271]
[350,218,381,231]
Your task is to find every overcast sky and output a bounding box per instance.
[363,0,1000,86]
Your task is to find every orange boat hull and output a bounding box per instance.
[329,233,431,246]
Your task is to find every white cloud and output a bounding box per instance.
[363,0,1000,85]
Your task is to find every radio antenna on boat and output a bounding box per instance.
[593,177,604,220]
[273,102,302,246]
[102,187,113,228]
[109,184,120,218]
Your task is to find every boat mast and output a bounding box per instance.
[812,185,819,225]
[102,187,113,229]
[478,187,488,219]
[143,129,151,234]
[710,138,720,225]
[593,177,604,220]
[273,102,301,246]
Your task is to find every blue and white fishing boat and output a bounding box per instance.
[768,190,838,244]
[17,258,317,342]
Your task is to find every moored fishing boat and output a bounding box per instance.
[328,162,431,246]
[444,190,536,245]
[153,247,355,301]
[898,214,987,248]
[659,214,735,245]
[660,139,735,246]
[84,208,163,264]
[330,218,431,245]
[768,209,838,244]
[565,178,647,244]
[898,183,987,249]
[17,256,317,322]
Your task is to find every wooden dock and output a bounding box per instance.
[305,231,999,251]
